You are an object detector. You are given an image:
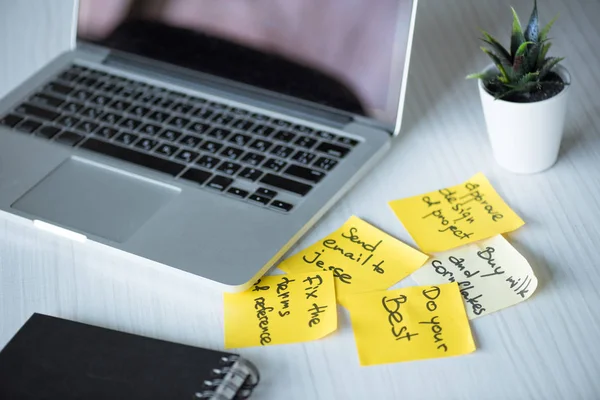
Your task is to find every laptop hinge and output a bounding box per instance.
[103,52,354,129]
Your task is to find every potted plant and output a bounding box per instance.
[467,0,570,174]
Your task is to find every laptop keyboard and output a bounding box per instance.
[0,65,360,213]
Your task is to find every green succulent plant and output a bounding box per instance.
[467,0,566,102]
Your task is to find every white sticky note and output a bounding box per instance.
[411,235,537,319]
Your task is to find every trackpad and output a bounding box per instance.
[12,157,179,242]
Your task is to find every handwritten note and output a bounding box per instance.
[388,173,525,253]
[411,235,538,319]
[345,283,475,365]
[224,271,337,348]
[278,216,428,305]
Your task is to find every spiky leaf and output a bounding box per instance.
[466,72,489,80]
[537,42,552,69]
[539,57,565,79]
[518,71,540,85]
[480,30,512,65]
[525,43,540,71]
[510,7,526,57]
[495,82,540,100]
[524,0,539,42]
[481,47,510,82]
[540,14,559,41]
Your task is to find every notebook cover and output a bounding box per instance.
[0,313,238,399]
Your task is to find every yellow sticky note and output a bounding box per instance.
[278,216,428,305]
[389,173,524,253]
[412,235,538,319]
[224,271,337,348]
[345,282,475,365]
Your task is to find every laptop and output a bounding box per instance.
[0,0,417,290]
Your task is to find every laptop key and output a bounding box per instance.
[35,125,61,139]
[211,113,234,125]
[229,133,252,147]
[231,108,249,116]
[250,112,270,122]
[120,117,142,131]
[196,155,221,169]
[248,138,273,152]
[45,82,73,96]
[0,114,23,128]
[270,200,294,212]
[148,110,170,123]
[272,119,292,128]
[200,140,223,154]
[270,144,294,158]
[315,131,337,141]
[189,122,211,135]
[61,102,84,114]
[181,168,212,185]
[99,112,121,125]
[55,115,80,128]
[291,150,316,165]
[115,132,139,145]
[231,119,253,130]
[193,108,214,120]
[263,158,287,172]
[74,120,99,134]
[206,175,233,191]
[80,138,185,176]
[130,106,151,118]
[155,143,179,157]
[55,131,84,146]
[221,146,244,160]
[216,161,242,176]
[251,124,275,137]
[248,194,270,205]
[107,99,131,112]
[294,136,317,149]
[338,136,359,146]
[284,164,326,183]
[174,149,200,163]
[260,174,312,196]
[81,107,103,119]
[315,142,350,158]
[167,116,190,129]
[71,89,93,101]
[159,130,182,142]
[171,102,193,114]
[313,156,338,171]
[139,123,161,136]
[135,138,158,152]
[94,126,119,139]
[273,130,296,143]
[240,152,265,166]
[179,134,202,148]
[227,187,249,199]
[293,125,314,135]
[15,104,60,122]
[30,93,64,108]
[256,187,277,198]
[15,119,42,133]
[207,127,231,140]
[91,94,110,106]
[238,167,262,181]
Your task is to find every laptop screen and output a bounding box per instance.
[78,0,414,129]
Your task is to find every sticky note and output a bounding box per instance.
[388,173,525,253]
[345,283,475,366]
[224,271,337,348]
[278,216,428,305]
[411,235,538,319]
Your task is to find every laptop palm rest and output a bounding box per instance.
[11,157,179,243]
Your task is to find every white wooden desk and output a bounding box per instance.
[2,0,600,398]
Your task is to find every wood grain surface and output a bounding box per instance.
[1,0,599,399]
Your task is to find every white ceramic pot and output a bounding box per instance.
[478,64,571,174]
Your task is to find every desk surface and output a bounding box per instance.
[2,0,600,399]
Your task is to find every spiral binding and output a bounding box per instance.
[194,355,260,400]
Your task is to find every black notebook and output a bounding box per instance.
[0,313,259,399]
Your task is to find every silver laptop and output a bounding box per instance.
[0,0,417,290]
